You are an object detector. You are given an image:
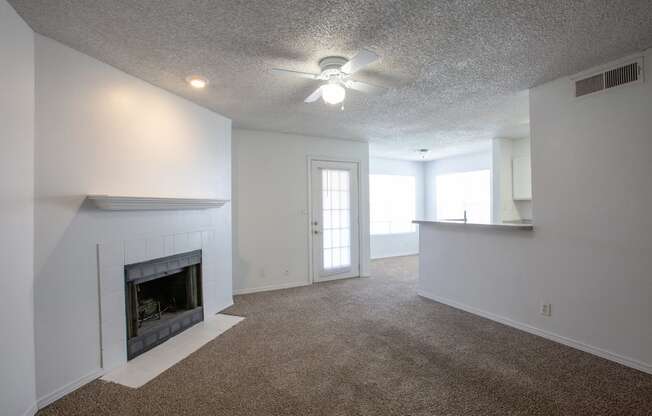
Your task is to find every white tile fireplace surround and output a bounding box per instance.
[98,225,229,372]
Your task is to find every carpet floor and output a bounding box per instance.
[39,256,652,415]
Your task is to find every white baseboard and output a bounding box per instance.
[37,305,236,410]
[233,280,311,295]
[37,368,104,409]
[314,274,362,283]
[21,402,37,416]
[215,301,234,313]
[418,289,652,375]
[371,252,418,260]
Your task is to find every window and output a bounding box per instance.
[436,170,490,223]
[370,174,416,235]
[321,169,351,270]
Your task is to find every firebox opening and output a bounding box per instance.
[125,250,204,360]
[133,270,199,332]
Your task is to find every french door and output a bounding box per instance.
[310,160,360,282]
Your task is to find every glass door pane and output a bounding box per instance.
[321,169,351,270]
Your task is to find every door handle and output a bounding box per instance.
[313,230,320,234]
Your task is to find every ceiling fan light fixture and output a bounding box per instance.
[321,82,346,105]
[272,49,382,105]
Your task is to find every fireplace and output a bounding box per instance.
[124,250,203,360]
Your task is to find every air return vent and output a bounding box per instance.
[574,58,643,98]
[604,62,639,88]
[575,73,604,97]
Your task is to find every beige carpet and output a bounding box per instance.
[39,256,652,415]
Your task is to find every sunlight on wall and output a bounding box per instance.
[370,174,416,234]
[435,170,491,223]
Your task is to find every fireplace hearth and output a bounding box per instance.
[125,250,203,360]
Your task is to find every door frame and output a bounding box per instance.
[307,156,363,284]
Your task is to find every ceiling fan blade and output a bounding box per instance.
[341,48,379,74]
[304,86,323,103]
[346,80,385,94]
[271,68,319,80]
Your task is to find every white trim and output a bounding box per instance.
[417,289,652,375]
[307,156,364,284]
[213,301,235,313]
[313,274,360,283]
[87,195,229,211]
[233,280,311,295]
[37,369,104,409]
[21,402,37,416]
[306,157,314,285]
[370,231,418,237]
[370,251,419,260]
[36,296,234,407]
[36,301,236,408]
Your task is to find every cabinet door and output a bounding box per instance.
[512,156,532,200]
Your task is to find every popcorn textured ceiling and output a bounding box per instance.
[10,0,652,159]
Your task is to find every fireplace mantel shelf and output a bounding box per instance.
[87,195,229,211]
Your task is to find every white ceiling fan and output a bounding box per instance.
[271,49,384,106]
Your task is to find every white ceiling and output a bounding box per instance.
[371,89,530,161]
[9,0,652,160]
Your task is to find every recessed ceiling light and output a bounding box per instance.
[186,75,208,89]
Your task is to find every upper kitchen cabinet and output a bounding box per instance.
[512,155,532,200]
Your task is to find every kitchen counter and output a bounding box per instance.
[413,219,534,231]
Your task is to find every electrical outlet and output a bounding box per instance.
[540,303,552,317]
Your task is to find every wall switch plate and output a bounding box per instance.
[541,303,552,317]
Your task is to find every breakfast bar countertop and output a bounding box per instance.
[413,219,534,231]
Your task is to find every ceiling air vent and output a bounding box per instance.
[574,58,643,98]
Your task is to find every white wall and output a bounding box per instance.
[0,1,37,415]
[424,151,492,219]
[233,129,370,294]
[369,158,424,259]
[34,35,233,405]
[419,50,652,373]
